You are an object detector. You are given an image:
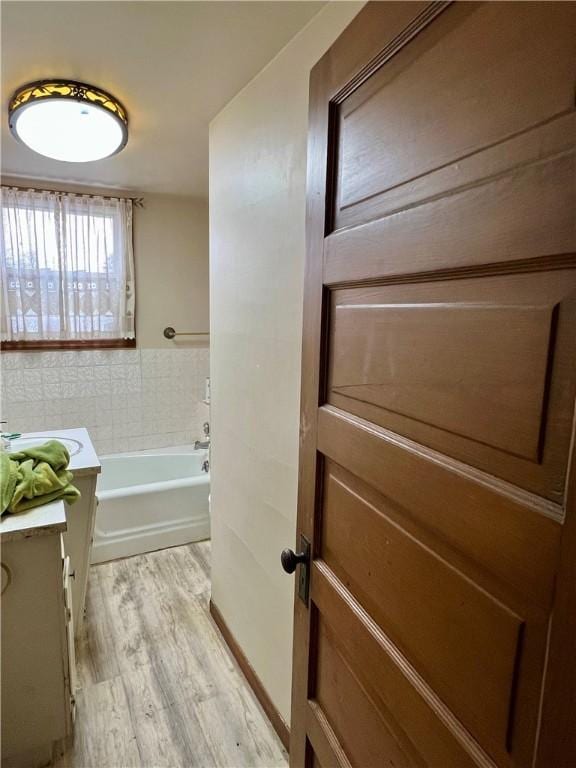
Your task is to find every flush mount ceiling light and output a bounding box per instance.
[8,79,128,163]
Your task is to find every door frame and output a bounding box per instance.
[536,439,576,766]
[289,2,576,766]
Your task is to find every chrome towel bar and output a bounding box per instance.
[163,326,209,339]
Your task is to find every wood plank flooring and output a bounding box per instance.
[56,542,288,768]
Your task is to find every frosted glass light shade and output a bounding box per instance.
[9,80,128,163]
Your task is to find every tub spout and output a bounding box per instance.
[194,422,210,452]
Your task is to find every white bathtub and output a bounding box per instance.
[91,449,210,563]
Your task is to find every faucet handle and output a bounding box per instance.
[203,422,210,437]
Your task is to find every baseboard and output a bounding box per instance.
[209,599,290,752]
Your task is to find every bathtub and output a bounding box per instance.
[91,449,210,563]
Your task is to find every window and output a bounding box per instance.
[1,187,135,348]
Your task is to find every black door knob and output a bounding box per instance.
[281,548,307,574]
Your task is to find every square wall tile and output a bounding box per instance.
[1,354,22,370]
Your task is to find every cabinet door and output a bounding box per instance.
[62,473,98,637]
[1,533,71,758]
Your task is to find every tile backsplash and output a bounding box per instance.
[1,347,209,455]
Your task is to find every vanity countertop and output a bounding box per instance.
[10,427,101,477]
[1,427,99,541]
[0,500,67,543]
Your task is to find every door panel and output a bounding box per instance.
[333,2,576,230]
[315,618,418,768]
[325,151,576,284]
[327,271,576,499]
[321,461,525,751]
[330,296,554,460]
[291,3,576,768]
[311,568,492,768]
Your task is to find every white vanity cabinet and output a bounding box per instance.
[16,428,101,637]
[0,430,100,767]
[0,503,74,768]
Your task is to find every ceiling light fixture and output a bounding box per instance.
[8,79,128,163]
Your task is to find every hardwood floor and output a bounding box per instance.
[56,542,288,768]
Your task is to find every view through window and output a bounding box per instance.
[1,187,135,344]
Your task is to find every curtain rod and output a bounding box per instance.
[1,183,144,208]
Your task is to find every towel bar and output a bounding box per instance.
[163,326,209,339]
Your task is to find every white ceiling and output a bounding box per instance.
[1,1,325,197]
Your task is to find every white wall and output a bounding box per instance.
[209,1,364,725]
[134,194,209,348]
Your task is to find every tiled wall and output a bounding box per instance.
[1,347,209,455]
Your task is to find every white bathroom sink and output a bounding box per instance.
[9,435,84,456]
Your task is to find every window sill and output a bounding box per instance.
[0,339,136,352]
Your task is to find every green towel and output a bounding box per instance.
[1,440,81,516]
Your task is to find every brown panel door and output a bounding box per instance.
[286,3,576,767]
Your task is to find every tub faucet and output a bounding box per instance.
[194,422,210,451]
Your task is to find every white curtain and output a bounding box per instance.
[1,187,135,341]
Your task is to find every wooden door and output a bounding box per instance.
[289,3,576,767]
